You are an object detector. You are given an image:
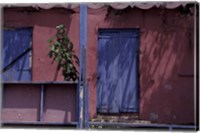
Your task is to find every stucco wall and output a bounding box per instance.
[3,7,80,81]
[3,6,195,124]
[86,7,194,124]
[3,7,79,123]
[2,84,77,123]
[2,84,40,122]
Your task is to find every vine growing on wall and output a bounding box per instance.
[47,24,79,81]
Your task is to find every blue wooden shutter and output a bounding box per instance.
[97,32,120,113]
[119,31,139,112]
[2,28,32,81]
[97,30,139,113]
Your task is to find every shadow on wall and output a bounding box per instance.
[3,7,74,30]
[43,84,77,123]
[101,7,195,124]
[139,27,194,124]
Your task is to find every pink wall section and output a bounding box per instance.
[2,84,77,123]
[33,25,67,81]
[3,6,195,124]
[3,8,79,123]
[43,84,77,123]
[85,7,194,124]
[85,7,195,124]
[2,84,40,122]
[4,7,80,81]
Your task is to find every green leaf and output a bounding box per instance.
[66,65,72,74]
[51,45,55,51]
[53,54,61,62]
[68,63,73,68]
[64,53,70,57]
[47,24,79,81]
[54,41,61,46]
[56,24,64,29]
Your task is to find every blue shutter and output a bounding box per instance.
[2,28,32,81]
[119,31,139,112]
[97,32,120,113]
[97,29,139,113]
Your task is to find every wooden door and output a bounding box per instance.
[97,29,139,113]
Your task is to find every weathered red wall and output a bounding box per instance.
[3,7,79,123]
[85,7,194,124]
[43,84,77,123]
[3,6,195,124]
[2,84,40,122]
[2,84,77,123]
[3,7,80,81]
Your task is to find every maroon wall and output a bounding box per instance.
[85,7,194,124]
[3,6,195,124]
[2,84,77,123]
[2,84,40,122]
[3,7,79,123]
[3,7,80,81]
[43,84,77,123]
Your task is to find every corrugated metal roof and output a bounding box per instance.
[3,2,192,10]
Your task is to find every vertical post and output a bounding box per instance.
[78,4,87,129]
[84,82,89,128]
[40,84,44,122]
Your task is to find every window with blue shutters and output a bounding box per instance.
[97,29,139,113]
[2,28,32,81]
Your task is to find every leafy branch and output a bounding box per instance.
[48,24,79,81]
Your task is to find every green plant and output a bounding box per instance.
[48,24,79,81]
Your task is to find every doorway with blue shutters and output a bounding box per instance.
[2,28,32,81]
[97,29,139,114]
